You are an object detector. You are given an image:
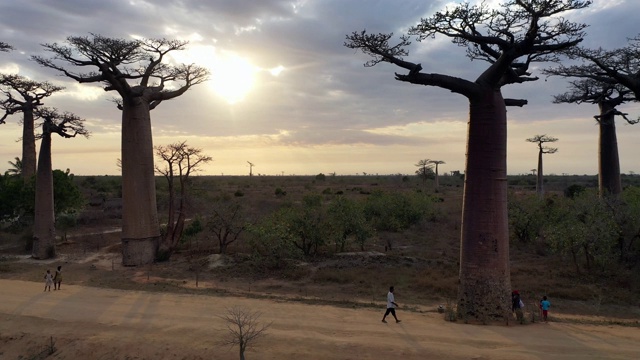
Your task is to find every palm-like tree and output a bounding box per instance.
[6,157,22,176]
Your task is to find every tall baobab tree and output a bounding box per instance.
[247,161,255,177]
[155,141,212,259]
[430,160,445,188]
[32,108,88,259]
[0,75,64,181]
[544,78,637,198]
[526,135,558,198]
[33,35,209,265]
[414,159,433,184]
[565,35,640,100]
[345,0,589,322]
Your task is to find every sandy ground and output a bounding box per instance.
[1,279,639,360]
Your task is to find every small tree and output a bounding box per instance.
[218,307,270,360]
[32,108,88,259]
[526,135,558,198]
[155,141,212,260]
[208,201,248,254]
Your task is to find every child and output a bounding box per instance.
[54,265,62,290]
[44,270,54,292]
[541,296,551,322]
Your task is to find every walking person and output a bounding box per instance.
[44,270,53,292]
[381,286,401,323]
[54,265,63,290]
[512,290,524,323]
[540,296,551,322]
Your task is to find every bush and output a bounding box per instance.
[315,173,326,181]
[234,190,244,197]
[275,188,286,197]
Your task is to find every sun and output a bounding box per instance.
[209,53,257,104]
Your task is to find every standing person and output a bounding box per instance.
[44,270,53,292]
[540,296,551,322]
[512,290,524,323]
[382,286,401,323]
[54,265,62,290]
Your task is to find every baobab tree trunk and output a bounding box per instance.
[598,103,622,197]
[434,163,440,188]
[457,90,511,323]
[121,98,160,265]
[22,106,37,181]
[536,149,544,198]
[32,129,55,259]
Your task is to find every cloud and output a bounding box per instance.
[0,0,639,175]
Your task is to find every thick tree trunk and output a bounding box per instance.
[121,98,160,265]
[597,103,621,197]
[32,127,55,259]
[457,90,511,323]
[21,106,37,181]
[536,150,544,198]
[435,164,440,188]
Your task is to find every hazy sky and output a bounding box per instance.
[1,0,639,176]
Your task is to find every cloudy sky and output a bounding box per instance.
[0,0,639,176]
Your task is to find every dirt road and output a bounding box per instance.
[1,279,638,359]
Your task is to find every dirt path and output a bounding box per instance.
[1,279,638,359]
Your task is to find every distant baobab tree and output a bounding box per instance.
[32,107,88,259]
[155,141,212,259]
[544,78,637,197]
[0,75,64,181]
[429,160,445,188]
[526,135,558,198]
[34,34,209,265]
[346,0,589,322]
[530,169,537,176]
[247,161,255,177]
[414,159,433,184]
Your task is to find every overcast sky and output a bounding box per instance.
[1,0,639,176]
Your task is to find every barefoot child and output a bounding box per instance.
[44,270,53,292]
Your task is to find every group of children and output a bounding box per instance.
[512,290,551,322]
[43,265,63,291]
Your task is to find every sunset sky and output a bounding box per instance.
[1,0,639,176]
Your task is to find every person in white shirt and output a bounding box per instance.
[382,286,401,323]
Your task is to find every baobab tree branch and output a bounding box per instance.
[504,98,528,107]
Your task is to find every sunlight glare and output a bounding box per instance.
[210,53,257,104]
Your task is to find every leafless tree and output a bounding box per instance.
[429,160,446,188]
[155,141,212,259]
[0,75,64,180]
[544,74,637,197]
[32,107,88,259]
[526,135,558,198]
[218,307,270,360]
[33,34,209,265]
[345,0,589,322]
[208,201,248,254]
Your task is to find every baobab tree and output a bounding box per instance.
[0,75,64,181]
[346,0,589,322]
[544,77,637,197]
[33,35,209,265]
[526,135,558,198]
[247,161,255,177]
[155,141,212,259]
[430,160,446,188]
[32,108,88,259]
[414,159,433,184]
[565,35,640,100]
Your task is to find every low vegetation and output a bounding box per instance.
[1,173,640,322]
